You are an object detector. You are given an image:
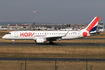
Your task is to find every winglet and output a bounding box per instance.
[63,31,69,37]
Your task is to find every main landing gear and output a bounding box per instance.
[49,41,54,44]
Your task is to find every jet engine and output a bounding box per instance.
[35,38,46,43]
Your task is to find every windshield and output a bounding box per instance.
[7,32,11,34]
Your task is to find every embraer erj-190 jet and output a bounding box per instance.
[2,17,99,44]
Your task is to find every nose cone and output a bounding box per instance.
[2,36,6,39]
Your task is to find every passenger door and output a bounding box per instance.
[15,31,18,37]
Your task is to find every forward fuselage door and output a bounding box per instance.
[15,31,18,37]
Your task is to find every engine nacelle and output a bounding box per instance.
[35,38,46,43]
[57,38,62,41]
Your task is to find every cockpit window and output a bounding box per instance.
[7,33,11,34]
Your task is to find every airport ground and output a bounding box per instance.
[0,61,105,70]
[0,30,105,70]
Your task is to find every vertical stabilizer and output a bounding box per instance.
[79,17,99,37]
[85,17,99,33]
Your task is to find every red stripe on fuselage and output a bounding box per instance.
[86,17,99,31]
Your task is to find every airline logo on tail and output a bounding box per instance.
[86,17,99,32]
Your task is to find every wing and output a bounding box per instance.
[46,36,62,41]
[33,31,69,41]
[45,31,69,41]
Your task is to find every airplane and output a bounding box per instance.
[2,17,99,44]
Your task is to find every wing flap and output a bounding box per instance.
[46,36,62,41]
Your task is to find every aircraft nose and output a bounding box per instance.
[2,36,6,39]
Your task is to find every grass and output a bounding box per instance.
[0,46,105,58]
[0,61,105,70]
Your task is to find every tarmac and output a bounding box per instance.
[0,42,105,47]
[0,57,105,61]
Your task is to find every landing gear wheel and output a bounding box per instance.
[12,40,15,44]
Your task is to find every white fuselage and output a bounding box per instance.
[2,30,88,40]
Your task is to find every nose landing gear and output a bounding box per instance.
[12,40,15,44]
